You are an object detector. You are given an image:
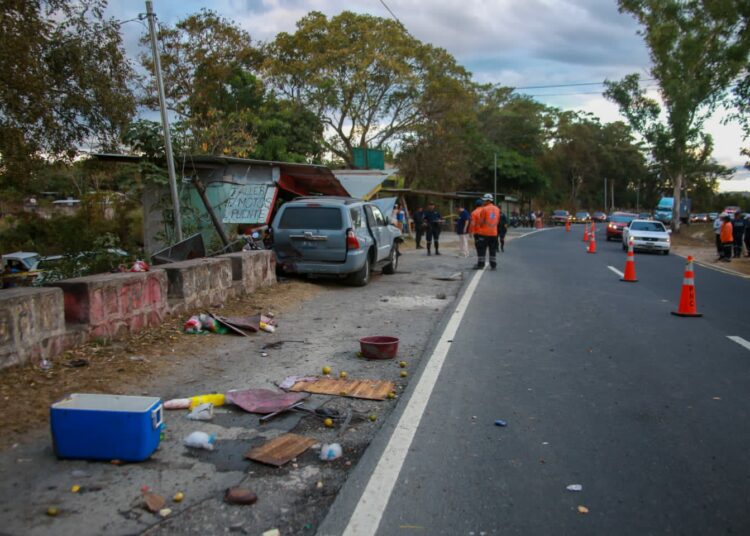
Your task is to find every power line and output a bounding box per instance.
[526,85,660,97]
[379,0,406,31]
[514,78,656,90]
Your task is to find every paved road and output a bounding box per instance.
[320,226,750,535]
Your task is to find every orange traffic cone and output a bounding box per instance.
[671,256,702,317]
[565,220,571,232]
[621,239,638,282]
[582,224,589,242]
[587,224,597,254]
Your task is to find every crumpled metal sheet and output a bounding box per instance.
[225,388,309,414]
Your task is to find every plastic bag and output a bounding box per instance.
[183,431,216,451]
[183,316,202,334]
[319,443,342,461]
[187,403,214,421]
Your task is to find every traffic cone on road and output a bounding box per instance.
[671,256,702,317]
[582,224,589,242]
[565,220,571,232]
[621,239,638,282]
[587,224,597,254]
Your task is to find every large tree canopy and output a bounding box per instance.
[605,0,750,230]
[265,11,470,167]
[0,0,135,189]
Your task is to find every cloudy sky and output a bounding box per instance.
[107,0,750,192]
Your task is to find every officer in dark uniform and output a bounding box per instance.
[423,202,443,255]
[498,206,508,252]
[412,207,425,249]
[732,211,746,258]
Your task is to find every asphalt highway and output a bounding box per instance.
[320,226,750,535]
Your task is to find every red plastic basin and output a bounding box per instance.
[359,336,400,360]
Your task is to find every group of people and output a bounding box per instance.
[715,211,750,261]
[411,194,508,270]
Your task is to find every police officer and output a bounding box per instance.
[732,211,746,258]
[423,202,443,256]
[413,207,425,249]
[473,194,500,270]
[498,206,508,252]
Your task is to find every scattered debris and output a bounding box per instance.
[159,508,172,518]
[260,352,269,357]
[577,505,589,514]
[339,371,348,379]
[566,484,583,492]
[245,433,317,467]
[225,388,308,414]
[289,378,396,401]
[183,431,216,451]
[323,418,334,428]
[224,487,258,505]
[319,443,343,461]
[143,491,166,513]
[164,398,191,410]
[316,481,324,489]
[322,366,332,375]
[359,336,400,360]
[173,492,184,503]
[259,401,306,424]
[278,375,318,390]
[432,272,462,281]
[46,506,59,517]
[400,371,408,378]
[71,484,81,493]
[187,403,214,421]
[494,420,508,427]
[262,529,280,536]
[189,393,225,408]
[399,361,407,368]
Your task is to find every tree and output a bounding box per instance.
[265,11,470,167]
[0,0,136,192]
[605,0,750,231]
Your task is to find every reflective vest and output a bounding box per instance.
[721,221,734,243]
[477,204,500,236]
[468,207,483,234]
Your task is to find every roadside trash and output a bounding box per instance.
[189,393,226,409]
[183,431,216,451]
[245,433,316,467]
[39,358,53,371]
[260,352,269,357]
[322,366,332,375]
[566,484,583,492]
[226,388,308,414]
[224,487,258,505]
[143,491,166,513]
[129,260,150,272]
[577,505,589,514]
[71,484,81,493]
[50,394,163,462]
[316,481,324,489]
[46,506,59,517]
[173,491,184,502]
[187,403,214,421]
[288,378,396,401]
[262,529,280,536]
[399,361,407,368]
[400,371,408,378]
[319,443,343,461]
[387,391,396,399]
[259,401,305,423]
[359,336,399,360]
[369,414,377,422]
[159,508,172,517]
[323,418,334,428]
[433,272,462,281]
[210,313,278,335]
[260,321,275,333]
[63,358,89,368]
[183,316,203,334]
[278,376,317,390]
[339,371,348,379]
[164,398,191,410]
[494,419,508,427]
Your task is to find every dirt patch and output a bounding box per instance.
[0,279,322,449]
[671,224,750,276]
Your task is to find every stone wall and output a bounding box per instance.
[0,287,67,368]
[219,250,276,295]
[160,258,233,313]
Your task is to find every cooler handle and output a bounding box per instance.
[151,404,163,430]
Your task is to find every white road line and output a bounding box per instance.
[607,265,624,278]
[341,266,486,536]
[728,336,750,352]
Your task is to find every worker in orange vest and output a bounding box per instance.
[473,194,500,270]
[468,199,484,259]
[720,214,734,262]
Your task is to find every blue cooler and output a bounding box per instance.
[50,394,163,462]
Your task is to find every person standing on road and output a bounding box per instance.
[423,202,443,256]
[732,211,746,258]
[720,214,734,262]
[498,206,508,252]
[744,213,750,257]
[469,199,483,258]
[713,213,724,258]
[473,194,500,270]
[413,207,425,249]
[455,205,470,258]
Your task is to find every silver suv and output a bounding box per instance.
[271,197,402,286]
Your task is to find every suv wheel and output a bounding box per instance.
[383,242,399,274]
[348,257,370,286]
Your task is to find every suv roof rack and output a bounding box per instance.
[291,196,359,205]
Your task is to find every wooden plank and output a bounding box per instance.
[244,433,316,467]
[289,378,395,401]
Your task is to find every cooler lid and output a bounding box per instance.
[52,393,161,412]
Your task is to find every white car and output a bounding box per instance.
[622,219,671,255]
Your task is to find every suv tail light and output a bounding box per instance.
[346,229,360,249]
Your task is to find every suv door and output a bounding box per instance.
[364,205,391,261]
[273,204,348,262]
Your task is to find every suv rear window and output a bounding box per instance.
[278,207,342,230]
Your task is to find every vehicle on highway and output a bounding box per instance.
[271,196,402,286]
[723,206,742,216]
[606,212,637,241]
[550,210,571,226]
[655,196,691,225]
[592,211,607,223]
[573,211,591,224]
[622,219,671,254]
[690,213,709,223]
[708,212,719,221]
[638,212,652,220]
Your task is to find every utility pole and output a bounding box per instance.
[604,177,607,212]
[611,179,615,211]
[493,153,497,204]
[146,0,183,243]
[636,181,640,212]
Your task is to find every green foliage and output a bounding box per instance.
[0,0,136,189]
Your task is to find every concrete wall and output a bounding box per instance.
[0,287,67,368]
[0,252,276,369]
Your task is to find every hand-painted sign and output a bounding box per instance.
[223,184,277,224]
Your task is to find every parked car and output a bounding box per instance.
[708,212,719,221]
[271,197,402,286]
[690,213,709,223]
[638,212,652,220]
[606,212,637,241]
[550,210,571,226]
[622,219,671,254]
[723,206,742,216]
[1,251,42,288]
[592,211,607,223]
[573,211,591,224]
